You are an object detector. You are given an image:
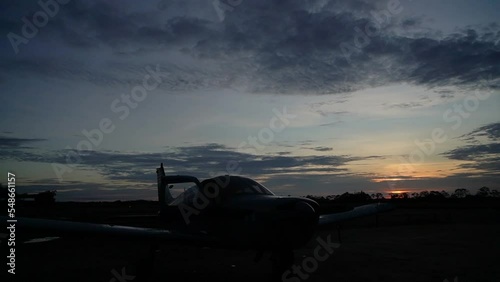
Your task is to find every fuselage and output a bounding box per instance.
[159,175,320,251]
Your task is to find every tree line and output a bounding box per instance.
[307,186,500,203]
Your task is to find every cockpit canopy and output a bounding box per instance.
[202,176,274,196]
[169,175,273,206]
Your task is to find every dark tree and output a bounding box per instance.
[440,190,450,198]
[491,189,500,198]
[335,191,372,202]
[419,191,429,198]
[476,186,491,197]
[427,191,446,201]
[34,190,56,204]
[452,188,470,198]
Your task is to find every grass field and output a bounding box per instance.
[2,201,499,282]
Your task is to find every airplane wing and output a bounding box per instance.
[318,202,394,227]
[0,216,215,244]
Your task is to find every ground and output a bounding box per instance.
[2,202,499,282]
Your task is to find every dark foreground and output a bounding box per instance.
[2,202,500,282]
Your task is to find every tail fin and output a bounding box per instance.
[157,163,173,205]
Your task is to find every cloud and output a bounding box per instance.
[308,146,334,152]
[443,143,500,161]
[3,138,496,198]
[385,102,423,109]
[320,121,343,127]
[460,122,500,142]
[442,122,500,176]
[2,0,499,94]
[434,89,455,100]
[1,142,380,183]
[98,143,356,180]
[0,136,47,148]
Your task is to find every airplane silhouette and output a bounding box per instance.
[1,163,394,278]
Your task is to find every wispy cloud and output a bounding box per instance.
[1,142,382,182]
[0,136,47,149]
[459,122,500,142]
[442,122,500,176]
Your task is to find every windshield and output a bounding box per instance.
[169,184,200,206]
[203,176,274,197]
[169,176,274,206]
[234,177,274,195]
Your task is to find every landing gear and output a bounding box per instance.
[270,248,294,281]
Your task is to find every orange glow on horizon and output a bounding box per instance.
[371,178,408,183]
[387,190,410,194]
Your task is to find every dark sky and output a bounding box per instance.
[0,0,499,201]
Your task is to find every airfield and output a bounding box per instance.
[3,201,500,282]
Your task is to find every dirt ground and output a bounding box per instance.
[2,203,500,282]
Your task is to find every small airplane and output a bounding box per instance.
[1,163,394,277]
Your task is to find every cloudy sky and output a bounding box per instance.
[0,0,499,201]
